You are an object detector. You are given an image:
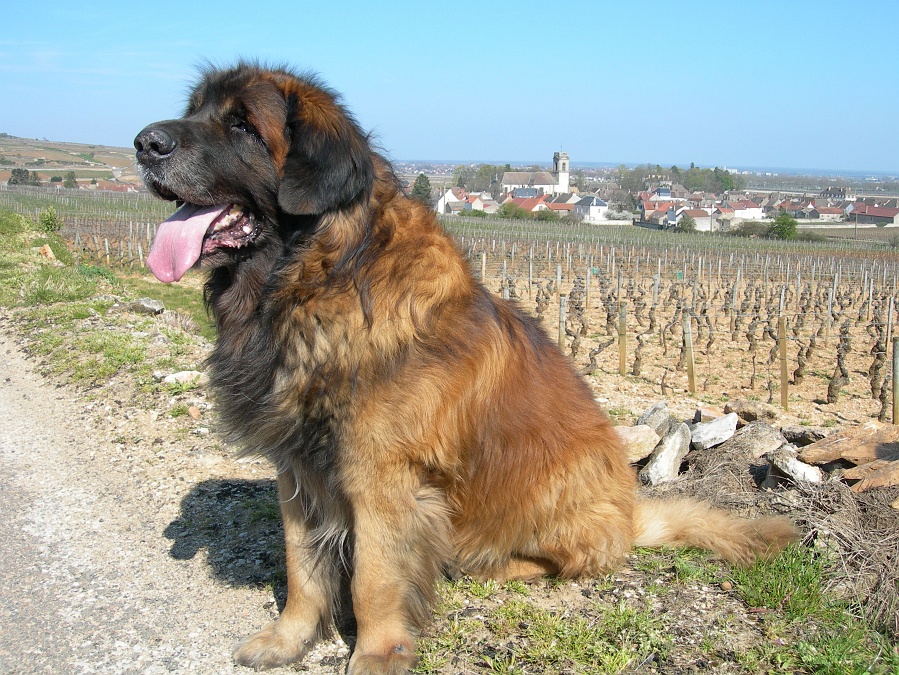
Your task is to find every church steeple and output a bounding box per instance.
[553,151,570,193]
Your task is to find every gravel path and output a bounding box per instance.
[0,332,347,674]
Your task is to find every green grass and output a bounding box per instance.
[415,546,899,674]
[120,272,216,341]
[729,544,899,673]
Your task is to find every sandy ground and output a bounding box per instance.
[0,330,348,674]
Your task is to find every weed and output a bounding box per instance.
[730,544,899,672]
[169,404,191,418]
[38,207,62,234]
[502,579,530,596]
[242,496,280,524]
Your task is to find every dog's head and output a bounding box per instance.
[135,63,375,282]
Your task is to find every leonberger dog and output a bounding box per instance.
[135,63,796,673]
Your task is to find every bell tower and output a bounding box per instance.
[553,151,570,193]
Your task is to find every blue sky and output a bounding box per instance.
[2,0,897,173]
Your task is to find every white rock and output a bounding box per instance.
[766,446,823,483]
[614,425,661,463]
[690,412,738,450]
[163,371,205,386]
[639,423,691,485]
[636,401,672,437]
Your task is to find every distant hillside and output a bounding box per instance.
[0,134,140,187]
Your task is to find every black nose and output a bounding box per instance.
[134,126,176,159]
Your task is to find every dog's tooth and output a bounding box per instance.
[242,224,253,234]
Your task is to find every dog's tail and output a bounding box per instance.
[633,497,798,566]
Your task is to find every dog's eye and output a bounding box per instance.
[232,119,265,145]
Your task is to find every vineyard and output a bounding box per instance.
[2,185,898,426]
[454,221,899,427]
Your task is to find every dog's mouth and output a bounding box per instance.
[146,202,260,283]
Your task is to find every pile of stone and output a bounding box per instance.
[614,400,899,506]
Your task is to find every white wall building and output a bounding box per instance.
[501,152,570,195]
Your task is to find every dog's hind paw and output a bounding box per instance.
[348,645,418,675]
[233,621,315,670]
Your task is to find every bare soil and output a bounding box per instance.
[0,277,894,673]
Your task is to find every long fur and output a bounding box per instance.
[135,62,798,674]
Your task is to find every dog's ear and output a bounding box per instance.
[277,93,375,215]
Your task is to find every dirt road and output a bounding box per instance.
[0,331,347,674]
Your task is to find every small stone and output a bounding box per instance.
[720,581,733,591]
[798,420,899,466]
[766,446,823,483]
[130,297,165,315]
[163,371,205,386]
[850,460,899,493]
[690,413,738,450]
[693,406,723,423]
[724,400,778,424]
[614,425,661,463]
[188,406,201,420]
[891,496,899,510]
[636,402,672,437]
[716,421,787,459]
[38,244,56,260]
[780,425,831,447]
[639,423,691,486]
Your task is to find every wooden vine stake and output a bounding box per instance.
[558,295,567,350]
[618,302,627,376]
[779,315,789,411]
[683,314,696,394]
[893,337,899,424]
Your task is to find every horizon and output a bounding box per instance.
[3,132,897,181]
[3,0,898,174]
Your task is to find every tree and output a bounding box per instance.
[769,210,798,240]
[7,168,32,185]
[410,173,431,204]
[63,171,78,189]
[535,208,560,221]
[675,213,697,232]
[453,163,505,195]
[498,202,531,219]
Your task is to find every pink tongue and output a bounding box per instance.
[146,203,230,282]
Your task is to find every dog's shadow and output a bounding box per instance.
[163,478,356,643]
[164,478,287,597]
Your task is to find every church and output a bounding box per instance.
[500,152,570,196]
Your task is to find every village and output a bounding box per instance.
[431,152,899,233]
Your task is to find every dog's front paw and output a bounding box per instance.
[348,645,417,675]
[233,620,315,670]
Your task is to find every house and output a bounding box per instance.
[547,202,576,216]
[726,199,764,220]
[575,196,609,222]
[501,152,570,196]
[809,207,844,222]
[647,207,676,229]
[640,200,676,221]
[847,205,899,226]
[510,195,550,212]
[435,187,467,215]
[819,186,855,200]
[676,208,713,232]
[464,194,500,214]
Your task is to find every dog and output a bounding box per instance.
[135,63,797,674]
